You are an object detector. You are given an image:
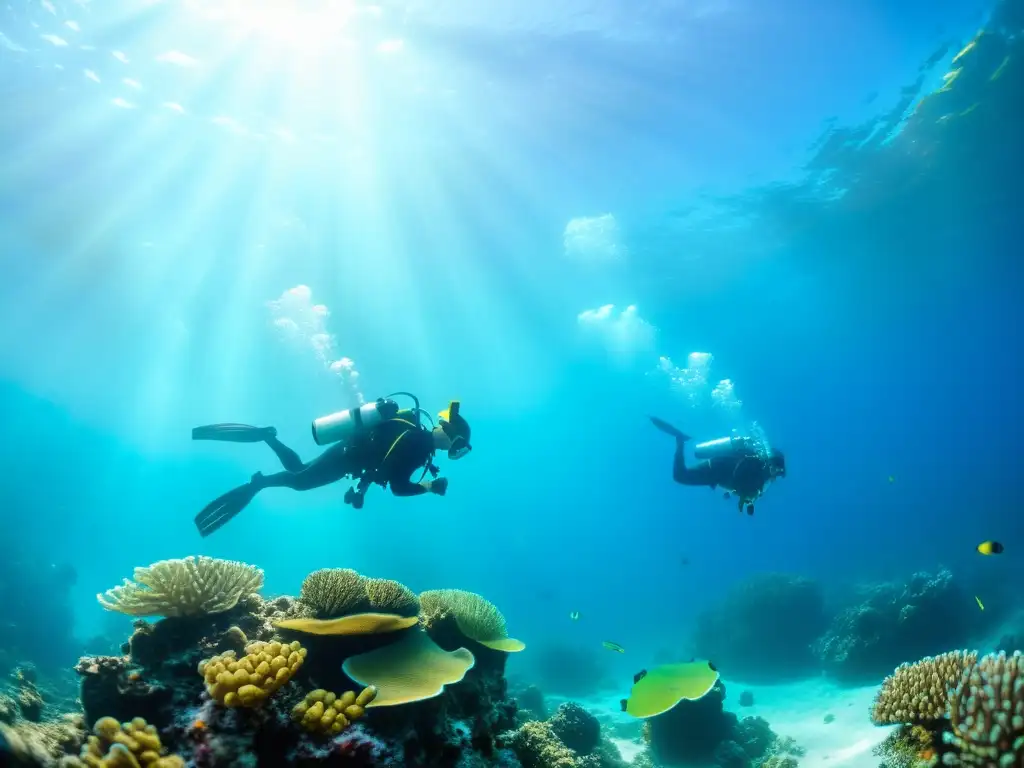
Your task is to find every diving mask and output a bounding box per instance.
[438,399,472,460]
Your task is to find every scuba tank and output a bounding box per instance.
[693,435,758,461]
[310,392,425,446]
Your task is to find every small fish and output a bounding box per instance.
[680,556,690,566]
[602,641,625,654]
[569,611,580,621]
[888,475,895,484]
[977,541,1004,555]
[975,595,985,611]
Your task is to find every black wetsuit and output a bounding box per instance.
[652,416,772,514]
[255,410,436,497]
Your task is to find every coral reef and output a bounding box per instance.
[97,558,264,618]
[815,569,972,683]
[66,563,527,767]
[199,640,306,707]
[692,573,827,683]
[505,703,626,768]
[869,649,1024,767]
[640,679,802,767]
[69,716,184,767]
[297,568,420,619]
[291,686,376,736]
[420,590,525,653]
[511,684,547,723]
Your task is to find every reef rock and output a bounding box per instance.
[814,568,974,683]
[692,573,827,683]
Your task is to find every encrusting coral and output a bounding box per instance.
[97,557,264,618]
[419,589,525,652]
[70,716,184,767]
[198,640,306,708]
[871,650,978,724]
[297,568,419,619]
[291,686,377,736]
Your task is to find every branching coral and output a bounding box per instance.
[871,650,977,725]
[291,686,377,736]
[74,716,184,767]
[97,557,264,617]
[198,640,306,708]
[419,589,525,651]
[942,650,1024,766]
[298,568,419,619]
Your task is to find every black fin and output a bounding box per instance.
[194,483,260,537]
[192,424,276,443]
[708,660,718,672]
[619,699,628,712]
[649,416,690,442]
[633,669,648,684]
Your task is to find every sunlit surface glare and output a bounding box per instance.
[183,0,365,50]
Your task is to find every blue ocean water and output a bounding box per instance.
[0,0,1021,732]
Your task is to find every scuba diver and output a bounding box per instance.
[191,393,472,537]
[650,416,786,515]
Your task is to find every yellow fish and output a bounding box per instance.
[602,641,625,654]
[977,541,1004,555]
[975,595,985,611]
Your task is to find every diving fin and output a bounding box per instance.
[649,416,690,442]
[192,424,277,443]
[194,482,260,538]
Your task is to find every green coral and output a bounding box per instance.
[298,569,418,619]
[419,589,508,642]
[509,720,579,768]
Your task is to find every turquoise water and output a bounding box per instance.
[0,0,1020,711]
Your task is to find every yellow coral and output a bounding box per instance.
[78,716,184,768]
[199,640,306,708]
[419,589,525,652]
[342,628,475,706]
[275,613,418,636]
[291,686,377,736]
[871,650,977,725]
[97,556,264,617]
[298,569,419,619]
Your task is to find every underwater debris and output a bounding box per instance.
[198,640,306,708]
[342,628,475,706]
[298,568,420,619]
[274,612,418,636]
[97,557,264,618]
[291,686,376,736]
[419,589,525,652]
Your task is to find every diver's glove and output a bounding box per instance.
[428,477,448,496]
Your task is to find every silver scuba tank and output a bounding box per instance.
[311,397,400,446]
[693,435,757,461]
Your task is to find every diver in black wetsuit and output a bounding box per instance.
[191,396,472,537]
[650,416,786,515]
